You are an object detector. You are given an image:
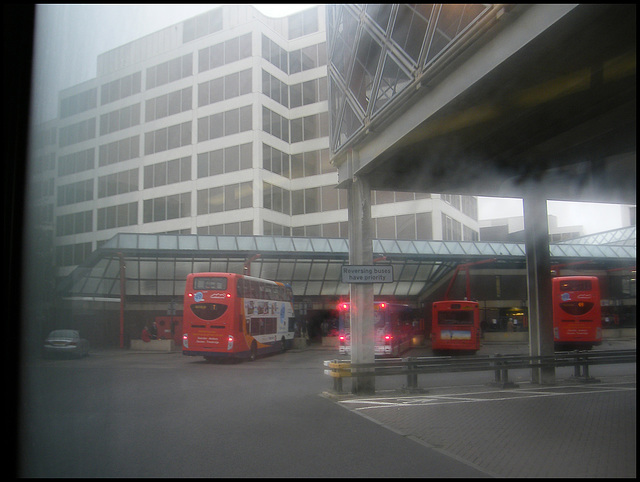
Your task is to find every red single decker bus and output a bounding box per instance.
[337,301,413,357]
[431,300,481,354]
[182,273,295,361]
[552,275,602,349]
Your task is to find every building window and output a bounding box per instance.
[417,212,432,240]
[198,33,251,73]
[58,118,96,148]
[290,185,345,215]
[199,221,253,236]
[396,214,415,240]
[305,186,319,214]
[289,8,318,39]
[199,69,251,107]
[183,8,223,43]
[262,143,289,177]
[99,103,140,136]
[442,213,462,240]
[376,216,395,239]
[289,42,327,74]
[461,195,478,220]
[100,71,142,105]
[290,77,328,108]
[262,107,289,143]
[263,181,290,215]
[442,193,461,210]
[262,70,289,108]
[144,156,191,188]
[143,192,191,223]
[291,149,335,180]
[57,179,93,207]
[198,107,252,142]
[144,121,192,155]
[290,112,328,143]
[55,242,92,267]
[263,221,291,236]
[146,54,193,90]
[98,135,139,167]
[56,210,93,236]
[198,143,251,178]
[60,88,97,119]
[58,148,95,176]
[97,202,138,230]
[146,87,192,122]
[463,225,479,241]
[197,182,252,215]
[262,34,288,73]
[98,168,139,198]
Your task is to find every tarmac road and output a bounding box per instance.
[17,338,635,477]
[18,346,485,477]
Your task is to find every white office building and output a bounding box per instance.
[30,5,479,277]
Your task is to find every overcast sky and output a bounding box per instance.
[30,4,631,235]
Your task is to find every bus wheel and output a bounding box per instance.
[280,337,286,353]
[249,341,258,361]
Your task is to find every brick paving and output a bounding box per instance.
[333,376,636,478]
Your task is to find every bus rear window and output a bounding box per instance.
[559,279,592,291]
[193,277,227,290]
[437,310,474,325]
[190,303,228,321]
[559,301,594,316]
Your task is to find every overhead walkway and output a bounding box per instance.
[60,228,636,301]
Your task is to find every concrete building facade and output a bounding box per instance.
[30,5,480,280]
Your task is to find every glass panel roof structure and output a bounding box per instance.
[558,226,636,247]
[60,230,636,301]
[327,4,494,154]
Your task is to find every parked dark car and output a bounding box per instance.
[43,330,89,358]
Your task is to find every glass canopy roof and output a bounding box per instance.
[558,226,636,247]
[60,231,636,301]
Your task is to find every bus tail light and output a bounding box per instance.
[183,333,189,348]
[553,327,559,340]
[227,335,234,350]
[384,334,393,342]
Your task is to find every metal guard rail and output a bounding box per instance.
[324,349,636,393]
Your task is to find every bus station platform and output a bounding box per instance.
[322,344,636,478]
[330,376,635,477]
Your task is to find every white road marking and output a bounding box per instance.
[339,381,636,411]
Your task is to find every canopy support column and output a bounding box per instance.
[523,195,555,384]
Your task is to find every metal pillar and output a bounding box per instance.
[118,252,126,349]
[523,195,555,384]
[347,174,375,394]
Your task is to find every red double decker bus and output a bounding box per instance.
[431,300,481,354]
[552,275,602,349]
[182,273,295,361]
[337,301,413,357]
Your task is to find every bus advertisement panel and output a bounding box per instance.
[182,273,295,361]
[552,275,602,349]
[431,300,481,354]
[337,301,413,357]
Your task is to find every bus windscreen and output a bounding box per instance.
[437,310,474,325]
[193,277,228,290]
